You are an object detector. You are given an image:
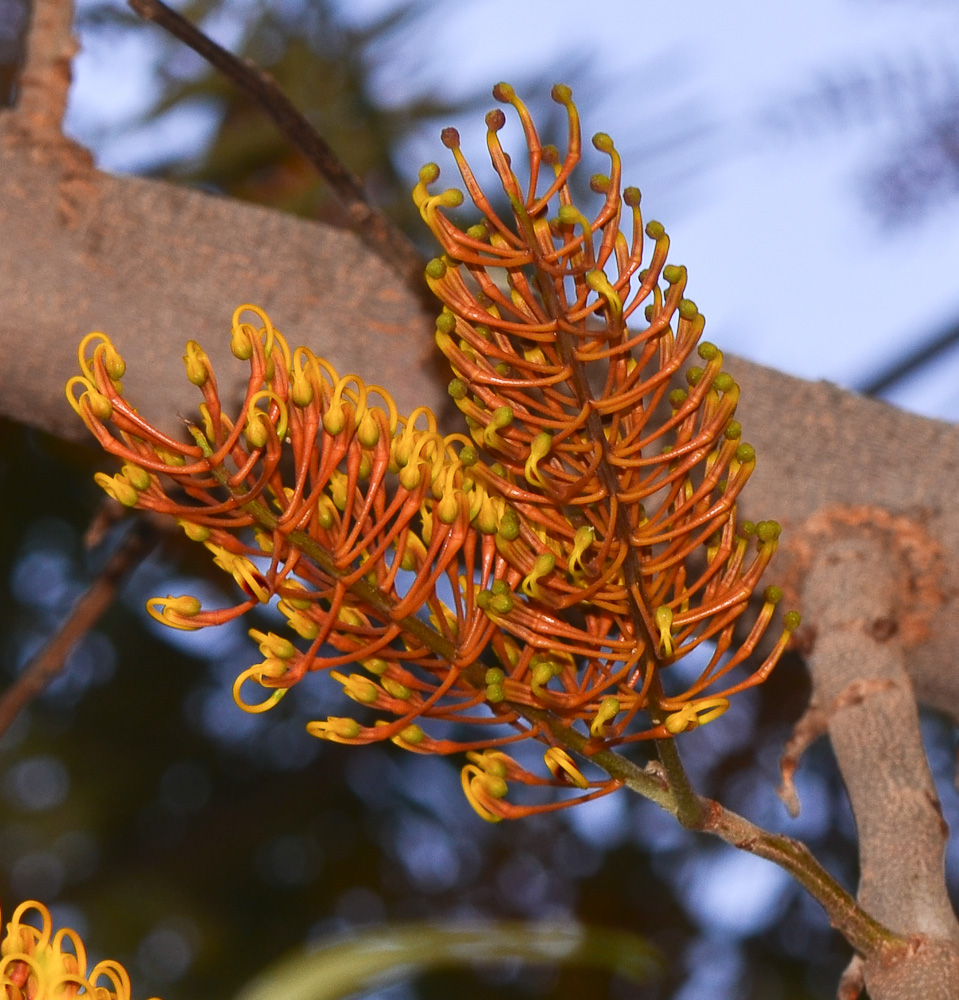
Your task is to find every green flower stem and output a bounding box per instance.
[651,735,705,827]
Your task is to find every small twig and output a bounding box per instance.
[128,0,426,291]
[698,797,906,960]
[0,515,158,738]
[777,697,828,817]
[551,724,908,960]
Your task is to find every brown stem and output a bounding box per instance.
[0,515,158,738]
[127,0,425,291]
[699,799,905,958]
[542,719,908,959]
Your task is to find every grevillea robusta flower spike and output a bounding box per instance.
[68,84,799,821]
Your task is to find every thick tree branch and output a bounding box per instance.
[0,127,438,445]
[801,527,959,998]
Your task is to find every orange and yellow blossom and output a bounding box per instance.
[0,900,159,1000]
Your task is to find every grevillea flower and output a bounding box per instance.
[0,900,158,999]
[67,84,799,821]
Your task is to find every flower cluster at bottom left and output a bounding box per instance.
[0,901,159,1000]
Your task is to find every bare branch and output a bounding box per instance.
[128,0,426,291]
[0,514,158,738]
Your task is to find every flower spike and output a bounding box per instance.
[70,87,798,820]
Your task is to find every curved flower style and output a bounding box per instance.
[0,900,159,1000]
[68,84,798,821]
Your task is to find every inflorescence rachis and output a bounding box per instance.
[68,84,799,821]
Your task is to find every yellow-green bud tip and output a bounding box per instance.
[678,299,699,321]
[397,724,425,745]
[435,310,456,334]
[698,341,719,361]
[756,519,781,543]
[724,420,742,440]
[490,593,514,615]
[592,132,614,153]
[122,462,151,491]
[763,585,783,605]
[498,509,521,541]
[662,264,684,285]
[419,162,440,182]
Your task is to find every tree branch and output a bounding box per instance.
[540,713,907,960]
[801,525,959,997]
[128,0,425,291]
[16,0,74,131]
[0,514,158,737]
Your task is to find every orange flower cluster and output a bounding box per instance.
[68,85,797,820]
[0,900,158,1000]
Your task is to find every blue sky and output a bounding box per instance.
[68,0,959,417]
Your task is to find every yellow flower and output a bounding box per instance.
[0,900,160,999]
